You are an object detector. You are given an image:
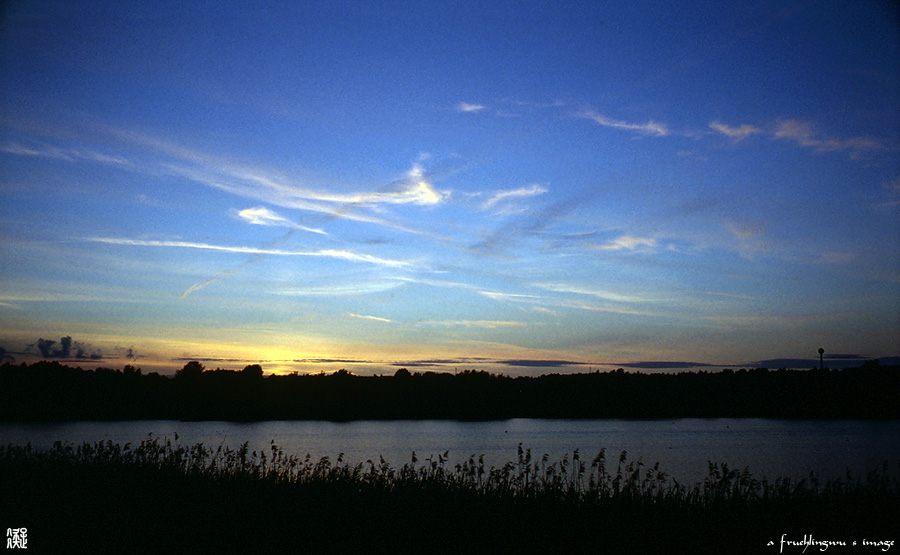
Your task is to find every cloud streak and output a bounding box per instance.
[773,119,886,157]
[277,281,402,297]
[1,141,130,166]
[420,320,528,329]
[709,121,762,141]
[478,291,543,302]
[457,102,486,113]
[393,268,656,316]
[87,237,418,268]
[533,282,650,303]
[91,125,451,238]
[482,184,549,209]
[287,164,447,207]
[236,207,329,235]
[578,110,668,137]
[162,163,451,242]
[595,235,657,252]
[178,162,447,209]
[152,158,450,296]
[347,313,393,323]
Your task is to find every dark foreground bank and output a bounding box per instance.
[2,361,899,421]
[1,439,897,554]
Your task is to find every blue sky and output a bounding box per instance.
[1,0,898,375]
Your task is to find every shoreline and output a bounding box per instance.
[3,361,899,422]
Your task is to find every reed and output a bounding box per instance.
[2,438,897,554]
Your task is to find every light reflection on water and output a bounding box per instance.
[2,418,898,484]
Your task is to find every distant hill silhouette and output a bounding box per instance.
[1,360,898,421]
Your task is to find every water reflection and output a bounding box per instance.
[2,418,898,484]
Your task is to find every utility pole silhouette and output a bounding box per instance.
[818,348,825,370]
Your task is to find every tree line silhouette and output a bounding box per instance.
[1,360,897,421]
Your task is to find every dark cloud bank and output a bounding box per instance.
[31,336,102,360]
[0,336,140,365]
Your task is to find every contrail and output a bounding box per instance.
[179,263,254,299]
[178,231,295,298]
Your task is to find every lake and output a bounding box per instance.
[2,418,898,484]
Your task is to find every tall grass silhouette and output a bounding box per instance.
[2,438,897,554]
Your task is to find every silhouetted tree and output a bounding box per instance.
[123,364,142,377]
[2,360,898,421]
[176,361,205,379]
[241,364,263,379]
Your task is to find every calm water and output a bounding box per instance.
[2,419,899,484]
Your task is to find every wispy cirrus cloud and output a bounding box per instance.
[391,277,551,309]
[1,141,130,166]
[419,319,528,329]
[235,206,329,235]
[86,128,457,297]
[412,281,651,315]
[533,282,650,303]
[162,163,446,239]
[478,291,543,302]
[480,283,656,315]
[774,119,885,157]
[709,121,762,141]
[457,102,486,113]
[391,276,477,290]
[346,313,393,323]
[502,99,566,109]
[455,98,566,118]
[578,110,668,137]
[594,235,657,252]
[86,237,418,269]
[220,163,448,208]
[482,184,548,209]
[724,220,765,241]
[320,249,419,267]
[554,299,655,316]
[553,232,659,254]
[171,164,414,231]
[392,276,544,304]
[94,124,451,234]
[469,199,579,254]
[276,281,403,297]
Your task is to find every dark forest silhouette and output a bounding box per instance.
[2,360,897,421]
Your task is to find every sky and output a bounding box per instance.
[1,1,899,376]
